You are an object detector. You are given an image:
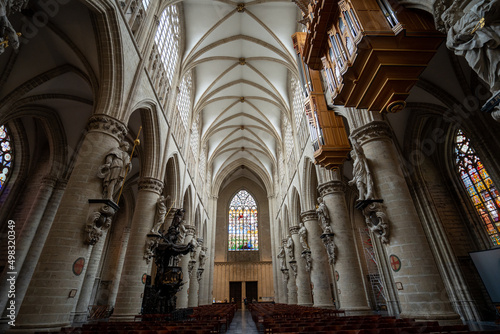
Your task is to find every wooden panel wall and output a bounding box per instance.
[212,262,274,303]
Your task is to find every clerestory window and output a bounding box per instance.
[228,190,259,251]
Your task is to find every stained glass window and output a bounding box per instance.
[0,125,13,191]
[455,129,500,246]
[228,190,259,251]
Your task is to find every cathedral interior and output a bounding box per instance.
[0,0,500,333]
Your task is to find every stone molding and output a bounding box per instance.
[300,210,318,223]
[350,121,392,147]
[289,225,300,235]
[40,175,58,188]
[86,115,128,141]
[138,177,164,195]
[55,179,69,190]
[318,180,345,196]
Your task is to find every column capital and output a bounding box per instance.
[41,175,59,188]
[138,177,164,195]
[55,179,69,190]
[185,224,196,235]
[86,115,128,141]
[289,225,300,235]
[300,210,317,223]
[350,121,392,147]
[318,180,345,196]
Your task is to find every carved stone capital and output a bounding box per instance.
[138,177,164,195]
[300,210,317,223]
[350,121,392,147]
[289,225,300,235]
[185,225,196,235]
[40,175,58,188]
[55,179,69,191]
[86,115,128,141]
[143,235,160,264]
[318,180,345,196]
[362,201,390,244]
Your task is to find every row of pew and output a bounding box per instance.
[247,303,498,334]
[36,304,237,334]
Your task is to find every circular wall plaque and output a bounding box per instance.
[73,257,85,276]
[389,254,401,272]
[142,273,147,284]
[335,270,339,281]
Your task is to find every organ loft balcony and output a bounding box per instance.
[293,0,445,169]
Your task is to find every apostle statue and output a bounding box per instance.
[348,142,374,201]
[285,234,295,260]
[298,222,310,250]
[316,196,330,231]
[151,195,167,235]
[98,141,132,201]
[277,244,287,270]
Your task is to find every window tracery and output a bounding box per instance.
[228,190,259,251]
[455,129,500,246]
[177,71,193,129]
[0,125,13,192]
[154,5,180,87]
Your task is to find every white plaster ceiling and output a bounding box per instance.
[181,0,299,188]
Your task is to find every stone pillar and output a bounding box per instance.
[350,121,459,321]
[176,225,195,309]
[188,238,202,307]
[300,210,334,308]
[290,226,313,306]
[0,175,58,315]
[318,178,371,314]
[197,246,208,305]
[108,227,131,307]
[111,178,164,321]
[13,116,127,331]
[4,179,67,318]
[283,238,297,305]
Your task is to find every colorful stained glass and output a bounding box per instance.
[228,190,259,251]
[455,129,500,246]
[0,125,13,191]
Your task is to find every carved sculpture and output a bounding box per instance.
[301,250,312,272]
[85,204,116,245]
[144,237,159,264]
[188,260,196,278]
[348,141,374,201]
[151,195,168,235]
[0,0,25,55]
[316,196,330,230]
[321,233,337,265]
[277,244,287,270]
[285,234,295,261]
[363,202,390,244]
[437,0,500,120]
[289,260,298,278]
[189,238,199,260]
[197,268,204,282]
[282,268,289,282]
[97,141,132,201]
[199,246,207,268]
[298,222,310,251]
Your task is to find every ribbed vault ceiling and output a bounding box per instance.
[180,0,299,188]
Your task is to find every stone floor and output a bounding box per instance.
[226,308,260,334]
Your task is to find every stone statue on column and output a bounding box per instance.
[198,246,207,268]
[316,196,330,231]
[436,0,500,120]
[298,222,310,251]
[85,204,116,245]
[285,234,295,261]
[348,141,374,201]
[277,243,287,270]
[301,250,312,272]
[97,141,132,201]
[321,230,337,265]
[151,195,168,235]
[0,0,26,55]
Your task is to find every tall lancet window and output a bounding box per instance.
[0,125,13,192]
[455,129,500,246]
[228,190,259,251]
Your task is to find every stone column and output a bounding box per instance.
[197,246,208,305]
[350,121,459,321]
[176,225,195,309]
[283,238,297,305]
[300,210,334,308]
[4,179,67,318]
[111,178,164,321]
[318,178,371,314]
[290,226,313,306]
[13,116,127,331]
[188,238,202,307]
[108,227,131,307]
[0,175,57,315]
